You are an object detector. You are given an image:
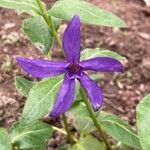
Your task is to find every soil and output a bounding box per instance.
[0,0,150,149]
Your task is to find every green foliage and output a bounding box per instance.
[10,121,53,150]
[136,94,150,150]
[50,0,126,27]
[21,75,63,125]
[22,16,61,54]
[16,75,80,125]
[68,135,105,150]
[70,102,141,149]
[0,0,39,15]
[81,48,126,61]
[98,112,142,149]
[0,129,12,150]
[56,135,105,150]
[15,76,35,97]
[70,102,96,135]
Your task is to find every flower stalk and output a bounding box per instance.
[80,88,114,150]
[62,114,76,145]
[35,0,75,144]
[35,0,63,50]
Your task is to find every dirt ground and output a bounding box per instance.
[0,0,150,149]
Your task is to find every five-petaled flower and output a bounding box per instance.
[16,15,124,117]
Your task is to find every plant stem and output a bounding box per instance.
[36,1,112,148]
[35,0,63,50]
[36,0,75,145]
[80,88,114,150]
[51,125,78,143]
[62,114,76,145]
[52,126,67,135]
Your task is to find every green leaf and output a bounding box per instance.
[0,129,12,150]
[15,76,35,97]
[81,48,126,61]
[136,94,150,150]
[22,16,61,54]
[50,0,126,27]
[10,121,53,150]
[68,135,105,150]
[98,112,142,149]
[0,0,39,15]
[21,75,63,125]
[70,103,141,149]
[70,102,96,135]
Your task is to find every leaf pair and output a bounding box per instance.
[0,0,127,54]
[0,0,126,27]
[70,102,142,149]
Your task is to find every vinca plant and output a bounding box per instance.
[0,0,150,150]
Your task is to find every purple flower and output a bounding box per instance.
[16,15,124,117]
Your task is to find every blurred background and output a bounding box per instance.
[0,0,150,149]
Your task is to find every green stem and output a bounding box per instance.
[36,1,112,148]
[36,0,75,145]
[80,88,114,150]
[35,0,63,50]
[62,114,76,145]
[52,125,78,142]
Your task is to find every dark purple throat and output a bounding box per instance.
[67,63,81,74]
[66,63,82,79]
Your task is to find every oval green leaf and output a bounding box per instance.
[50,0,126,27]
[10,121,53,150]
[21,75,63,124]
[15,76,35,97]
[22,16,61,54]
[98,112,142,149]
[70,102,98,135]
[81,48,126,61]
[0,0,39,15]
[136,94,150,150]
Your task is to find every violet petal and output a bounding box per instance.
[78,73,103,111]
[50,73,75,117]
[16,57,66,78]
[80,57,124,73]
[63,15,80,63]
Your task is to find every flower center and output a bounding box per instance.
[67,63,81,74]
